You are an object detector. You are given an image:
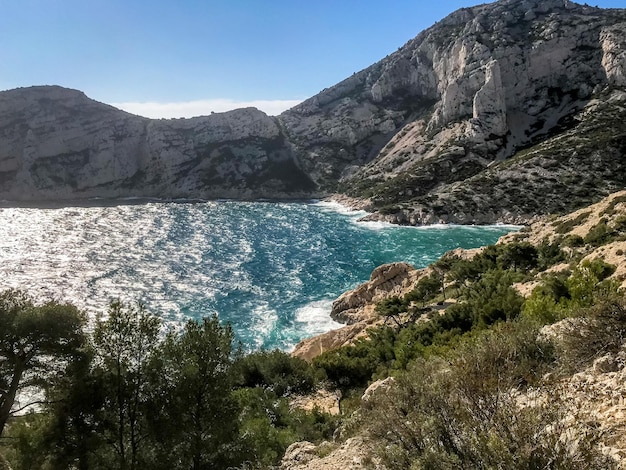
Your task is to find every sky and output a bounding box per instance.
[1,0,624,118]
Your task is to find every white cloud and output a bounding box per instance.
[109,98,303,119]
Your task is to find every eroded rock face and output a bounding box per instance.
[279,437,383,470]
[280,0,626,224]
[331,262,421,324]
[601,23,626,87]
[0,86,315,201]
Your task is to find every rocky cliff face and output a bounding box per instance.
[281,0,626,223]
[0,86,315,201]
[0,0,625,214]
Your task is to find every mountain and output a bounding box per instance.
[0,86,315,201]
[282,0,626,223]
[0,0,625,223]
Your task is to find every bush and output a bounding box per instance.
[554,211,591,234]
[567,259,617,307]
[375,296,408,325]
[556,297,626,371]
[523,261,618,325]
[584,218,612,245]
[235,349,317,397]
[364,321,612,470]
[460,269,525,327]
[234,379,340,467]
[313,327,396,390]
[536,239,566,269]
[562,233,585,247]
[405,274,443,306]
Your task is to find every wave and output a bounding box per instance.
[313,200,369,218]
[0,201,513,351]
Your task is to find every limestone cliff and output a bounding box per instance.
[281,0,626,224]
[0,86,315,201]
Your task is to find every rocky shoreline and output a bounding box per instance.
[292,262,426,361]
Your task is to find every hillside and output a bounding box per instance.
[0,0,625,224]
[281,189,626,469]
[4,193,626,469]
[283,0,626,223]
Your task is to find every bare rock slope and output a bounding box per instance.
[282,0,626,223]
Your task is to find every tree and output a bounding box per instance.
[149,316,241,470]
[0,290,86,437]
[376,296,408,326]
[406,274,443,307]
[91,300,161,470]
[498,242,538,271]
[43,344,104,470]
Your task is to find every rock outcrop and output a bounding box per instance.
[279,437,383,470]
[331,262,421,324]
[291,319,378,362]
[292,262,425,362]
[290,389,342,416]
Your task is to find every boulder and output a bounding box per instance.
[331,262,420,324]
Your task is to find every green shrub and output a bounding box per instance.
[553,211,591,233]
[584,218,612,245]
[375,296,408,325]
[567,259,617,307]
[234,386,340,468]
[235,349,317,397]
[556,297,626,371]
[562,233,585,247]
[405,274,443,306]
[313,327,396,390]
[612,214,626,232]
[536,240,565,269]
[523,260,618,325]
[364,321,611,470]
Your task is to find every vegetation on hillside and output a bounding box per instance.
[3,196,626,468]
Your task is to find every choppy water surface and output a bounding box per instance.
[0,201,515,350]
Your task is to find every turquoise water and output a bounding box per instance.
[0,201,515,350]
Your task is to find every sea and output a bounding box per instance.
[0,200,516,351]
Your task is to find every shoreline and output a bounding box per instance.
[0,195,328,209]
[0,192,533,228]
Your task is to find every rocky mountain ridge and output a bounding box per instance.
[317,0,626,224]
[0,86,316,201]
[0,0,625,225]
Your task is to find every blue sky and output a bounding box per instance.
[1,0,623,117]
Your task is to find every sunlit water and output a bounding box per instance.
[0,200,516,350]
